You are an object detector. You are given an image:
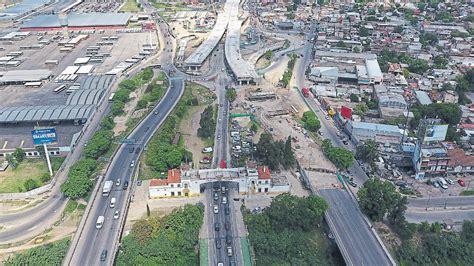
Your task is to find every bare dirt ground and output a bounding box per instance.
[125,180,203,234]
[179,106,207,169]
[113,86,147,136]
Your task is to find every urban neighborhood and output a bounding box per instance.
[0,0,473,265]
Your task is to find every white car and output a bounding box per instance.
[113,210,120,219]
[213,205,219,214]
[130,160,135,167]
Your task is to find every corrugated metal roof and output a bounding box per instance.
[0,105,94,123]
[21,12,131,28]
[415,90,432,105]
[352,121,401,134]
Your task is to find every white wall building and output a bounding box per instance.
[148,166,290,198]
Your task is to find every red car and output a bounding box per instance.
[458,179,466,187]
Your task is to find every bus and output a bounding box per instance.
[53,84,67,93]
[108,93,115,102]
[150,64,161,69]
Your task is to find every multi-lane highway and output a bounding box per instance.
[65,77,184,265]
[204,182,242,266]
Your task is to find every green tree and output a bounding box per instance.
[100,115,115,130]
[197,105,216,139]
[433,55,448,69]
[225,87,237,102]
[321,139,354,170]
[60,172,93,199]
[5,154,17,169]
[13,148,25,163]
[24,179,39,191]
[359,26,370,37]
[5,238,70,266]
[302,111,321,132]
[393,26,403,34]
[84,129,113,159]
[357,177,401,221]
[282,136,295,169]
[356,140,379,165]
[353,103,369,117]
[263,50,273,60]
[350,93,359,102]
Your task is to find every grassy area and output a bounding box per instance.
[139,82,197,180]
[119,0,142,12]
[0,158,65,193]
[460,190,474,196]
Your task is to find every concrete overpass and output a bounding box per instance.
[224,1,257,85]
[183,0,237,70]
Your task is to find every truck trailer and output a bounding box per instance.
[102,180,113,197]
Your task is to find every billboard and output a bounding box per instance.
[32,128,57,145]
[340,106,352,120]
[424,124,448,142]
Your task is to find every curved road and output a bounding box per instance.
[66,77,184,265]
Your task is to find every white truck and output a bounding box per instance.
[102,180,113,197]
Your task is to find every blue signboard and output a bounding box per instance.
[32,128,57,145]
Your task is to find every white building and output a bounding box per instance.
[148,166,290,198]
[365,58,383,84]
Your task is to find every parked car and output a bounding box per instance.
[458,179,466,187]
[446,178,454,185]
[433,181,440,188]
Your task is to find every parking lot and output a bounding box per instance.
[228,117,258,167]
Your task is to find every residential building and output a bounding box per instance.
[447,148,474,176]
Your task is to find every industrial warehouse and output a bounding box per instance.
[20,12,132,31]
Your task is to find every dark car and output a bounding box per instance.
[215,239,222,249]
[137,179,142,186]
[225,206,230,215]
[214,222,220,231]
[135,147,141,154]
[129,147,134,153]
[225,222,230,231]
[123,181,129,190]
[100,250,108,262]
[226,235,232,245]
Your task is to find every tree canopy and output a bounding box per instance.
[356,140,379,166]
[117,204,204,265]
[225,87,237,102]
[244,194,334,265]
[321,139,354,170]
[60,159,97,199]
[301,111,321,133]
[256,133,295,170]
[4,238,70,266]
[357,177,404,222]
[197,105,216,139]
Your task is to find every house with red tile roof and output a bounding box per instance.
[148,165,290,198]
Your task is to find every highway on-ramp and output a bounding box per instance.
[65,77,184,265]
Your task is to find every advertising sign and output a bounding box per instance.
[32,128,57,145]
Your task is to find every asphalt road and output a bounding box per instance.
[205,182,242,266]
[320,189,392,266]
[67,77,184,265]
[406,209,474,223]
[408,196,474,209]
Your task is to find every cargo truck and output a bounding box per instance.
[102,180,113,197]
[302,87,310,97]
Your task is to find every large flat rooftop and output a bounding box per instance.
[20,12,131,29]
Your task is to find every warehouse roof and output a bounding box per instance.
[0,104,95,123]
[0,0,48,18]
[352,121,401,134]
[21,12,131,28]
[365,58,383,78]
[80,75,114,90]
[0,69,52,84]
[66,89,104,105]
